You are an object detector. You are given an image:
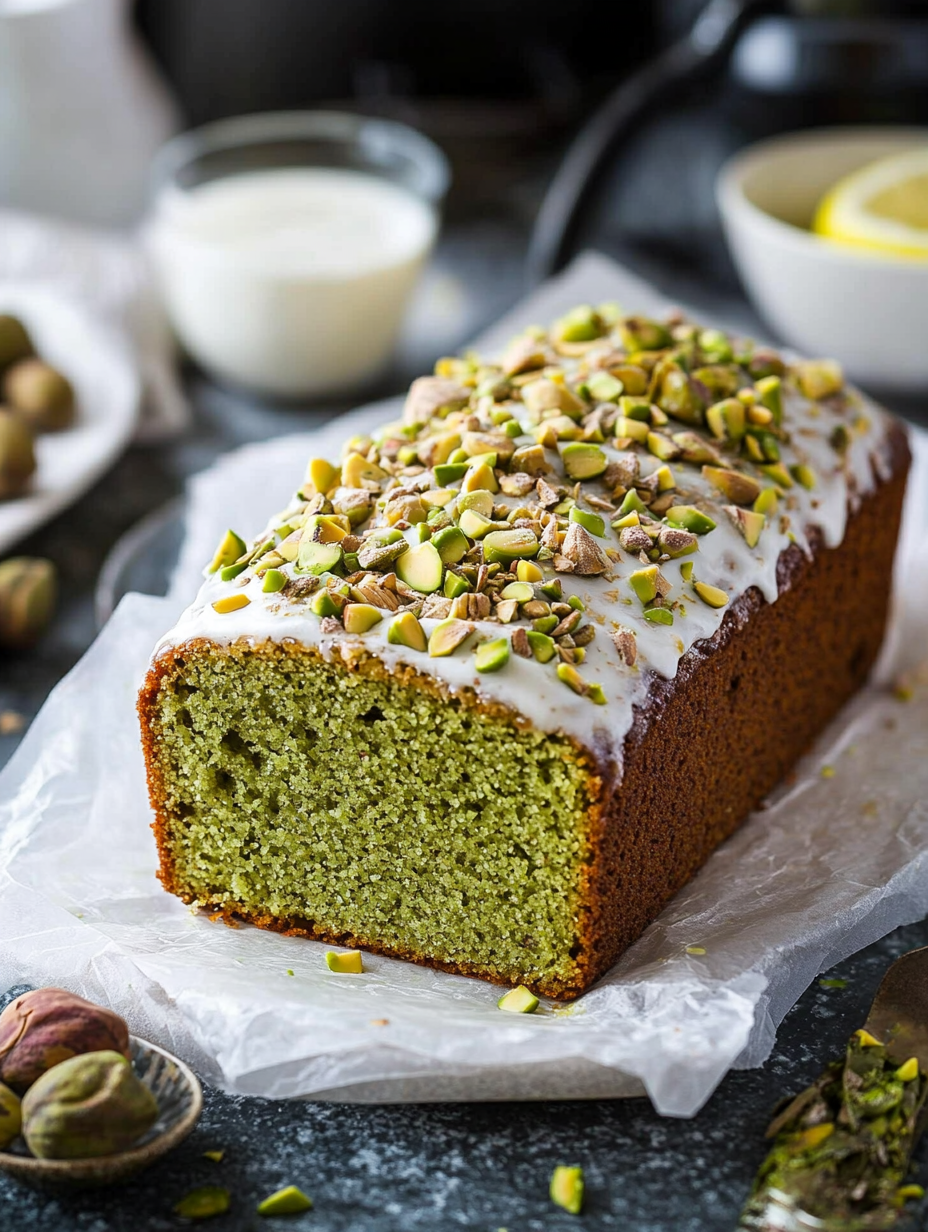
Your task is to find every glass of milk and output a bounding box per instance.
[146,111,449,400]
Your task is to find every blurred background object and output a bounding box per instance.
[129,0,928,323]
[146,112,448,399]
[0,0,179,228]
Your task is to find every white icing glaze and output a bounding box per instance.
[153,366,895,771]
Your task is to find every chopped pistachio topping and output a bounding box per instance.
[396,541,443,594]
[212,593,250,615]
[694,581,729,609]
[262,568,287,594]
[203,304,871,707]
[343,604,384,635]
[387,611,427,653]
[428,618,474,657]
[207,529,246,575]
[475,637,510,673]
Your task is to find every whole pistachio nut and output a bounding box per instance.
[0,1081,21,1148]
[0,557,57,651]
[22,1050,158,1159]
[3,359,75,432]
[0,987,129,1093]
[0,315,34,371]
[0,409,37,499]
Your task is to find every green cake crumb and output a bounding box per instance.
[151,645,594,989]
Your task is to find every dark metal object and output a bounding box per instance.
[865,946,928,1071]
[525,0,774,285]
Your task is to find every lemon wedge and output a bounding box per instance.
[813,147,928,259]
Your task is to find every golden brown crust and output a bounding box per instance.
[138,424,911,1000]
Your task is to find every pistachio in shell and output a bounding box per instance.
[0,315,34,372]
[3,359,75,432]
[22,1050,158,1160]
[0,558,57,650]
[0,1081,22,1148]
[0,409,36,499]
[0,987,130,1094]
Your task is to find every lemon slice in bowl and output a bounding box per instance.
[813,147,928,259]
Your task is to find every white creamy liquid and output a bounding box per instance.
[148,168,437,398]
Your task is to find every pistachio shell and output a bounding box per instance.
[22,1051,158,1159]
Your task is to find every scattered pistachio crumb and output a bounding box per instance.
[286,969,294,976]
[202,1150,225,1163]
[821,765,836,779]
[685,945,706,956]
[257,1185,313,1216]
[325,950,363,974]
[818,978,847,990]
[550,1165,584,1215]
[174,1186,231,1220]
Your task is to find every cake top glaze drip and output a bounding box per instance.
[157,303,895,766]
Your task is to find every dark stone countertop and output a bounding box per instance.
[2,202,928,1230]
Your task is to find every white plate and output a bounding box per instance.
[0,285,140,555]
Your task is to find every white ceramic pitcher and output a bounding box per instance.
[0,0,180,228]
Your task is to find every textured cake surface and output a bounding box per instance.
[139,305,909,998]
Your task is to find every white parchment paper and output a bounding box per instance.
[2,254,928,1117]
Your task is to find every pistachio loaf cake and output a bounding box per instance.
[139,305,910,1000]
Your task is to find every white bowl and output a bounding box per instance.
[717,127,928,391]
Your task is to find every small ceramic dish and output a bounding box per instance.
[0,1036,202,1189]
[717,127,928,391]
